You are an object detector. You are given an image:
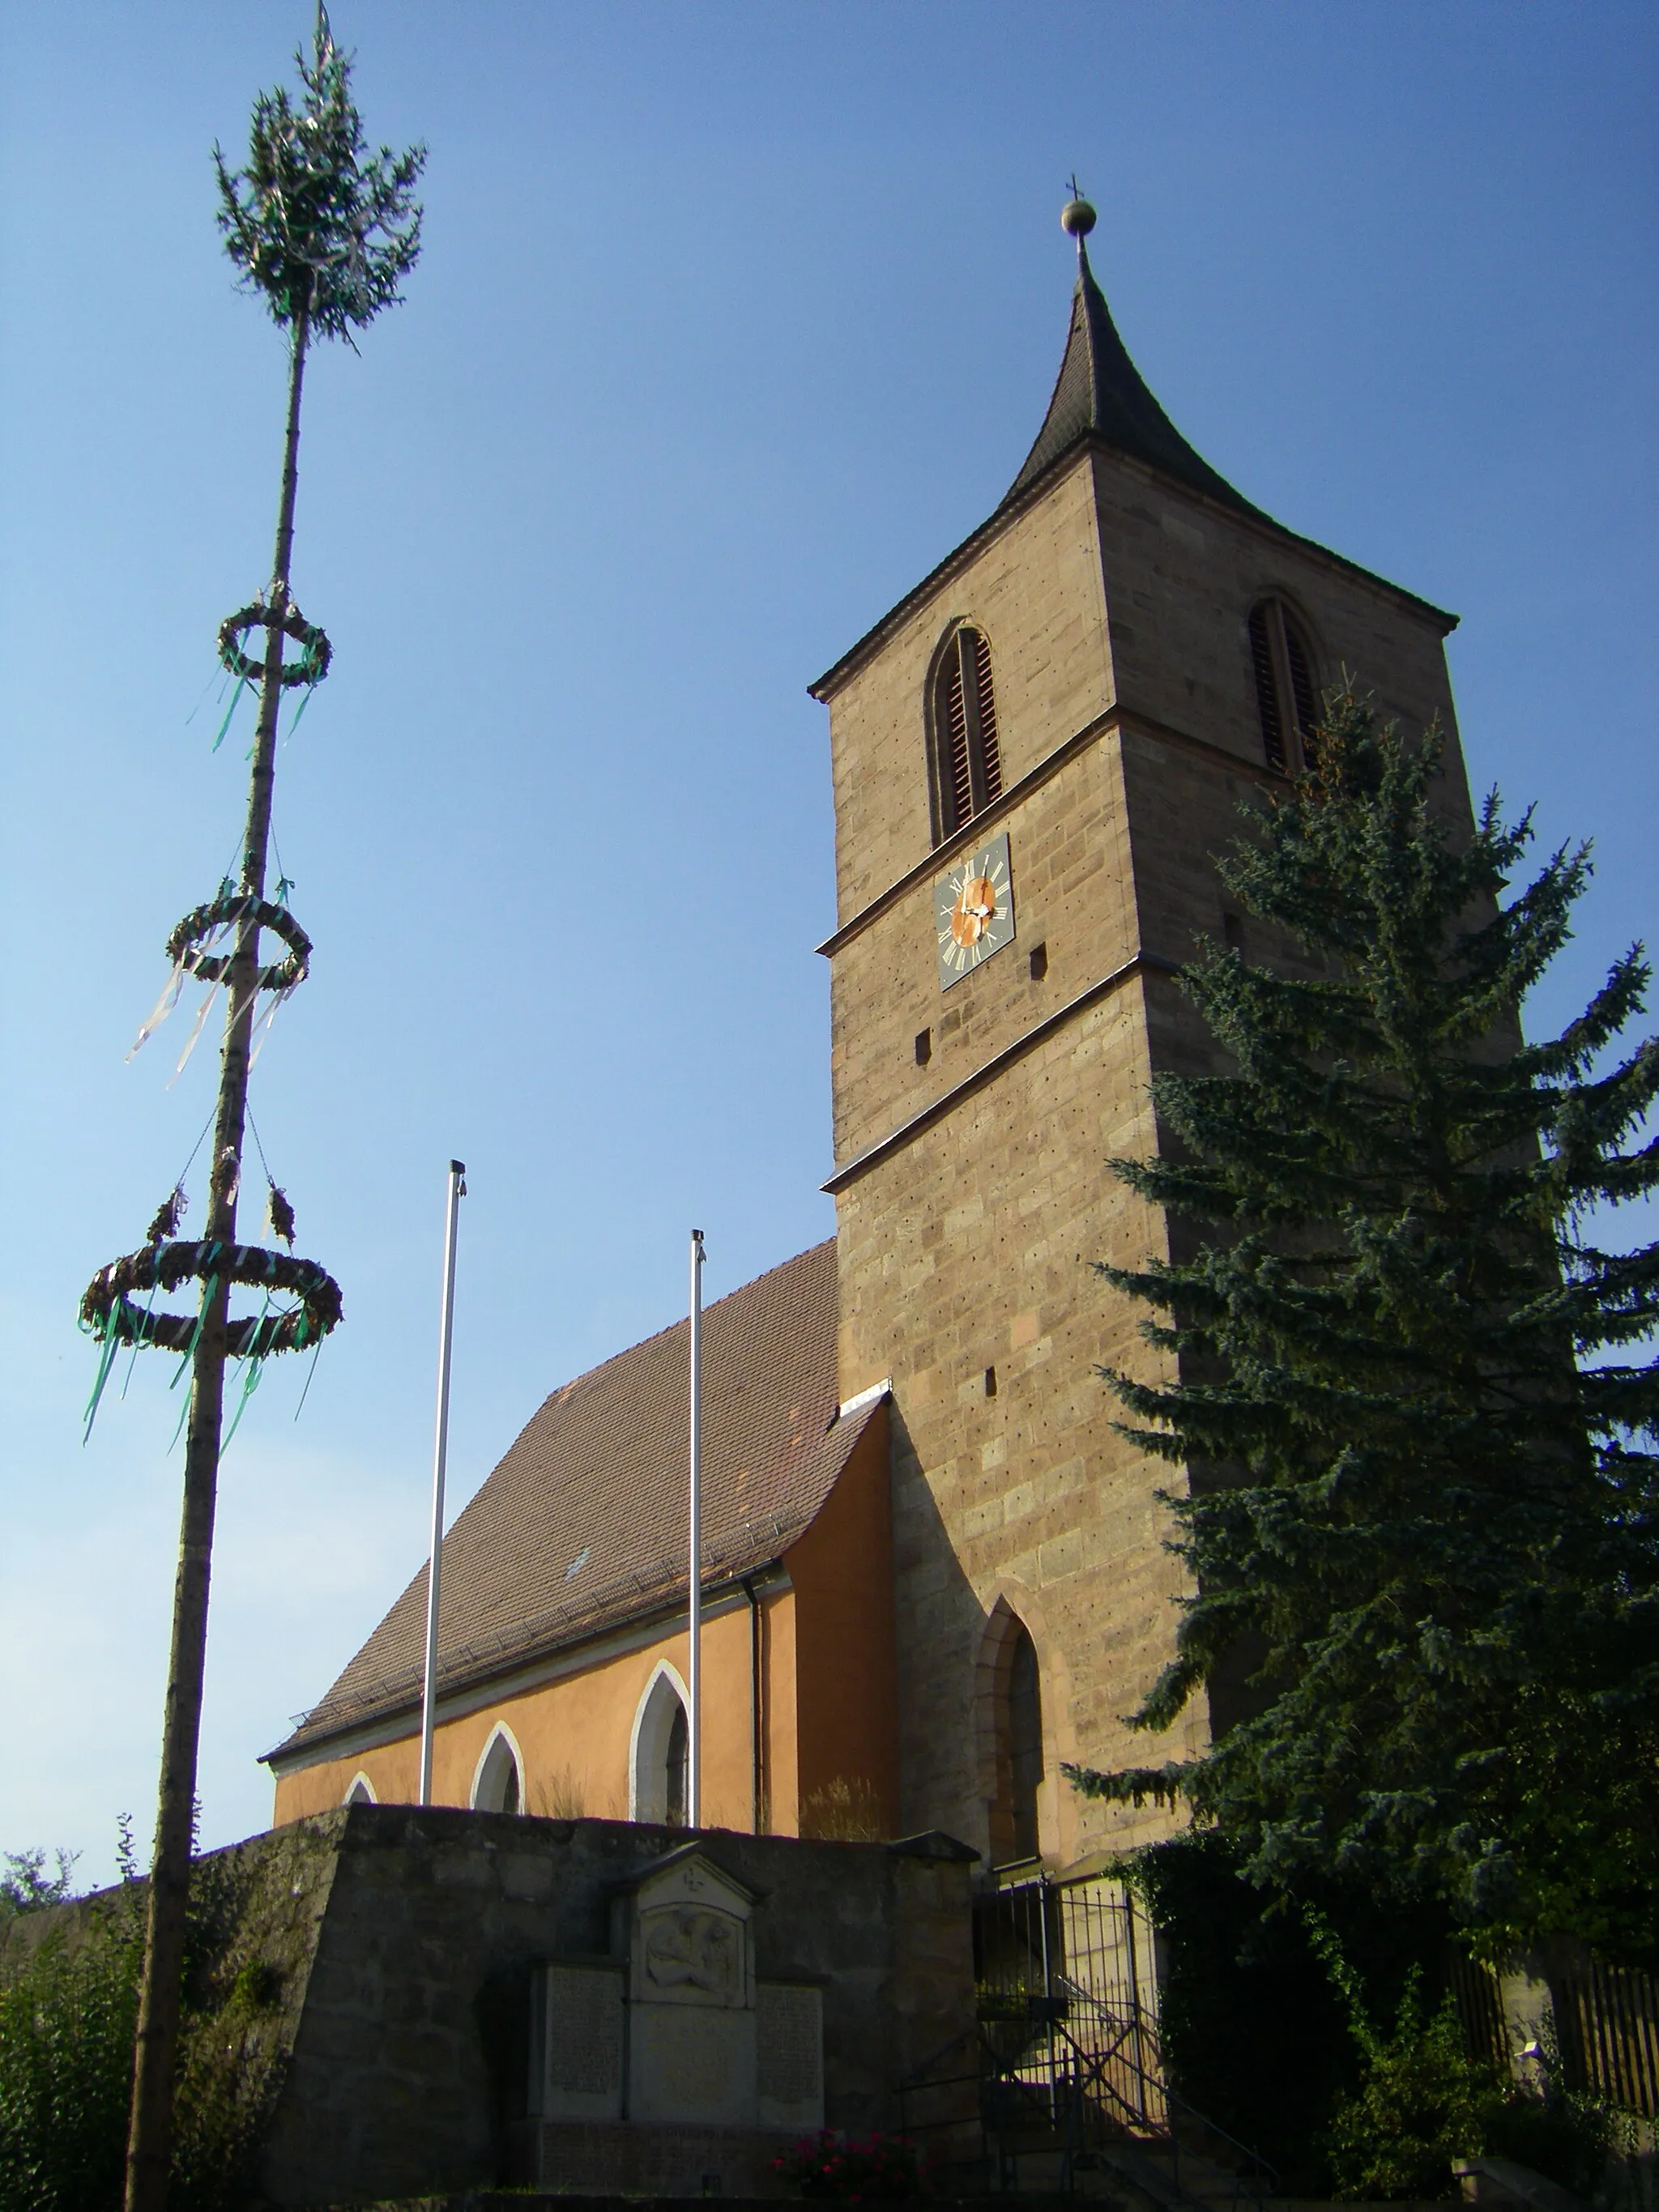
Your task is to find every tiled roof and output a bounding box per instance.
[269,1241,873,1762]
[1004,237,1260,517]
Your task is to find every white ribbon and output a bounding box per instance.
[128,962,186,1059]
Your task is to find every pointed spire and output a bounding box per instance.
[1004,191,1258,517]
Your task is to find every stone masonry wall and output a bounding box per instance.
[254,1809,975,2205]
[2,1809,976,2209]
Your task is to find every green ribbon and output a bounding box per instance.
[294,1335,324,1421]
[82,1323,124,1444]
[211,676,249,752]
[222,1356,264,1450]
[121,1277,162,1399]
[169,1270,220,1396]
[284,682,318,741]
[222,1294,271,1451]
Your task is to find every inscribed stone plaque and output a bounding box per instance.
[538,1963,623,2121]
[756,1983,824,2132]
[627,2002,758,2127]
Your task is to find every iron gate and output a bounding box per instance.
[975,1869,1166,2130]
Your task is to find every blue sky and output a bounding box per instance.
[2,2,1654,1886]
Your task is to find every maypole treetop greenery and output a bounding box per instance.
[213,6,424,341]
[1068,691,1659,1962]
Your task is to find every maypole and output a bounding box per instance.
[79,16,423,2210]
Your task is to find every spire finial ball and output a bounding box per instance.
[1061,195,1096,239]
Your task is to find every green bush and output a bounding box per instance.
[1127,1831,1456,2193]
[1312,1917,1637,2202]
[0,1839,284,2212]
[1323,1971,1496,2201]
[0,1877,142,2212]
[0,1853,80,1927]
[1483,2059,1638,2198]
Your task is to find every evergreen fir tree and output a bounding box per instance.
[1068,690,1659,1962]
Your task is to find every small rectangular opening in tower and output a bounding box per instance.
[915,1028,932,1067]
[984,1365,998,1397]
[1028,943,1048,982]
[1222,912,1244,953]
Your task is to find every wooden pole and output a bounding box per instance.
[123,300,310,2212]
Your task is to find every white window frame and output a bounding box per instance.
[628,1660,690,1823]
[470,1722,525,1813]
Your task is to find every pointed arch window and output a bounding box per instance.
[631,1665,691,1826]
[1247,599,1319,774]
[932,625,1003,841]
[1005,1625,1044,1864]
[983,1607,1046,1866]
[471,1725,523,1814]
[664,1702,689,1826]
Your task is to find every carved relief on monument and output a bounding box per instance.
[641,1903,744,2004]
[621,1846,763,2126]
[624,1845,757,2013]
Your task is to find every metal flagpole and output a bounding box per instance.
[419,1160,467,1805]
[688,1229,706,1828]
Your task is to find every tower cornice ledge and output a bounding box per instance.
[808,437,1456,709]
[821,950,1181,1197]
[817,702,1289,960]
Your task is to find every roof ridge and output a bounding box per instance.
[537,1236,834,1409]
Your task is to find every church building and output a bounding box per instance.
[265,200,1471,1875]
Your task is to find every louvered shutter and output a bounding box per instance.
[941,654,974,834]
[972,629,1003,805]
[1249,604,1287,771]
[1283,619,1319,759]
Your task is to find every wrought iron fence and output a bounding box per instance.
[1449,1946,1658,2119]
[975,1869,1166,2131]
[895,1869,1277,2206]
[1555,1958,1659,2118]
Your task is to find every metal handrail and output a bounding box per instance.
[898,2021,1079,2197]
[1054,1973,1280,2197]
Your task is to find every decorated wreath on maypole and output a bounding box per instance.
[166,889,313,991]
[217,598,331,686]
[82,1238,342,1359]
[82,624,334,1386]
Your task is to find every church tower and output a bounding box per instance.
[811,200,1471,1870]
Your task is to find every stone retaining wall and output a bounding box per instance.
[2,1807,976,2209]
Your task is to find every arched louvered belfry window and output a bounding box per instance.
[932,624,1003,841]
[1247,599,1320,774]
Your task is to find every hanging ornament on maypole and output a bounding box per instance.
[79,14,424,2212]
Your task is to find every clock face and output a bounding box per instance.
[934,830,1015,988]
